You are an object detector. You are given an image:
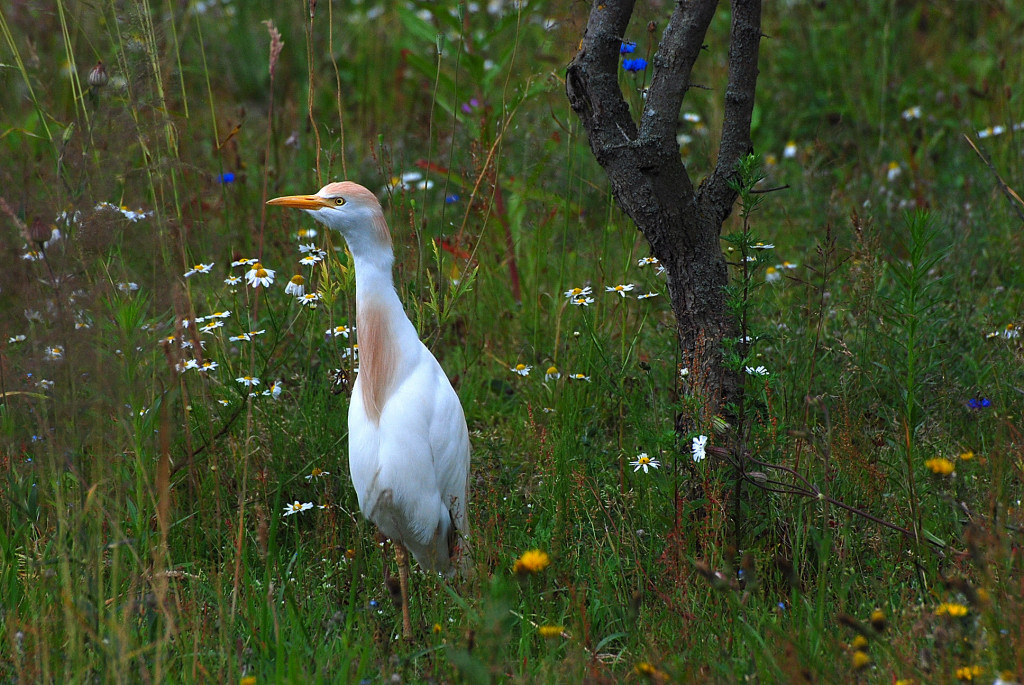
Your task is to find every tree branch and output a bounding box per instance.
[566,0,639,161]
[640,1,719,146]
[701,0,763,221]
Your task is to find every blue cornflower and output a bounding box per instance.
[620,41,636,54]
[622,58,647,73]
[217,172,235,184]
[966,398,991,409]
[445,194,460,204]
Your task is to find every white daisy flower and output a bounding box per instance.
[564,286,592,299]
[245,263,275,288]
[545,366,560,381]
[326,325,352,338]
[765,266,781,283]
[305,467,330,480]
[630,452,661,473]
[283,501,314,516]
[511,363,532,377]
[901,105,922,121]
[605,283,635,297]
[745,365,769,376]
[236,375,260,387]
[262,380,283,399]
[285,274,305,297]
[297,292,321,308]
[183,262,214,277]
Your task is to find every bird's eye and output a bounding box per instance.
[334,197,346,206]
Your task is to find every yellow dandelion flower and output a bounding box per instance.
[935,602,969,617]
[241,677,257,685]
[538,624,564,638]
[924,457,955,476]
[955,665,983,681]
[851,650,871,670]
[513,549,551,575]
[633,661,668,679]
[851,635,868,650]
[895,679,914,685]
[869,608,887,632]
[433,623,442,634]
[958,451,974,461]
[974,588,990,605]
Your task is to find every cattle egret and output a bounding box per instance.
[268,182,470,639]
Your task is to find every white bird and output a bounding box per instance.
[267,182,470,639]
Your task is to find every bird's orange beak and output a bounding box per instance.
[266,194,331,210]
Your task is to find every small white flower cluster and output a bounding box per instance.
[384,171,434,193]
[986,324,1020,340]
[94,201,152,222]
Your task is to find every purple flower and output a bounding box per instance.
[622,58,647,73]
[966,397,991,409]
[620,41,636,54]
[460,98,481,114]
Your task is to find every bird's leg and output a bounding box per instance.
[394,542,413,640]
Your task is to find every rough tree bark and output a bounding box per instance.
[566,0,762,427]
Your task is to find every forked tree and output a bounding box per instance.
[566,0,763,427]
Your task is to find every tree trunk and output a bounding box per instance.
[566,0,762,428]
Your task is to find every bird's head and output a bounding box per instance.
[267,181,392,253]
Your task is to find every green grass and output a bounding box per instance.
[2,0,1023,682]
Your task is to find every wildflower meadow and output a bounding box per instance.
[1,1,1023,682]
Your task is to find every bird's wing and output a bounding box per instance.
[424,350,470,534]
[352,343,468,571]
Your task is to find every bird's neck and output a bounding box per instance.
[350,240,418,424]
